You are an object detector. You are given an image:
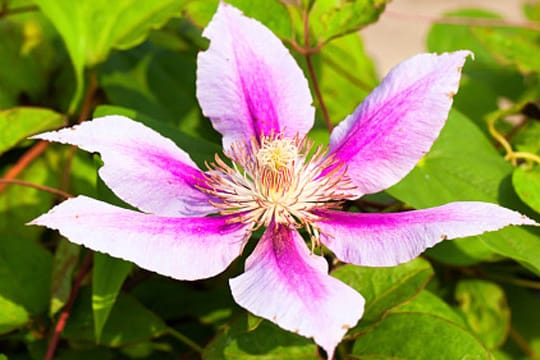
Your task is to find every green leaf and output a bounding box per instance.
[98,40,219,142]
[92,253,133,342]
[427,9,526,130]
[183,0,292,39]
[0,8,62,109]
[228,0,292,40]
[0,230,52,315]
[455,279,510,349]
[309,0,389,45]
[203,314,318,360]
[387,110,540,271]
[0,294,29,335]
[513,120,540,155]
[524,1,540,22]
[331,258,433,331]
[53,348,116,360]
[63,287,167,346]
[351,313,491,359]
[0,149,61,315]
[472,28,540,74]
[132,278,234,327]
[34,0,184,112]
[512,165,540,213]
[0,107,65,155]
[502,286,540,357]
[392,290,467,327]
[50,239,80,316]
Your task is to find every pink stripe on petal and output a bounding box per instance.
[230,225,364,358]
[197,4,314,150]
[30,196,250,280]
[33,116,216,217]
[328,51,472,197]
[316,202,537,267]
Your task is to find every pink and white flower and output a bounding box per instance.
[30,4,537,358]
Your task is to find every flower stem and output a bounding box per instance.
[302,8,332,132]
[0,179,72,199]
[45,253,93,360]
[167,327,204,354]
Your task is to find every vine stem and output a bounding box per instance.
[0,2,39,18]
[167,327,204,354]
[45,253,93,360]
[509,327,537,359]
[61,71,99,193]
[0,179,72,199]
[302,7,332,132]
[0,141,49,193]
[488,112,540,166]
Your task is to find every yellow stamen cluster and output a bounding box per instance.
[202,134,354,241]
[256,137,298,172]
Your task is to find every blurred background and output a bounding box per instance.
[362,0,527,74]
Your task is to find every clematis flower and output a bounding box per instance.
[31,3,537,358]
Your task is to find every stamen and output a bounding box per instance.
[256,137,298,172]
[200,133,355,246]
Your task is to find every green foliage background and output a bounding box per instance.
[0,0,539,359]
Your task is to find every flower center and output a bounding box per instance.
[201,134,354,239]
[256,137,298,172]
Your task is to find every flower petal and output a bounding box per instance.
[316,202,537,267]
[197,4,314,150]
[30,196,250,280]
[229,224,364,358]
[328,51,472,197]
[33,116,215,217]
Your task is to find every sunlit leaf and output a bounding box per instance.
[183,0,291,39]
[0,294,29,334]
[203,314,318,360]
[455,279,510,349]
[34,0,184,112]
[0,107,65,155]
[351,313,491,359]
[392,290,467,327]
[309,0,389,45]
[473,28,540,74]
[427,9,527,130]
[513,165,540,213]
[388,110,540,272]
[92,253,133,342]
[332,258,433,331]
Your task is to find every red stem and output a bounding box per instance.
[0,141,49,193]
[302,8,332,132]
[0,179,72,199]
[45,253,93,360]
